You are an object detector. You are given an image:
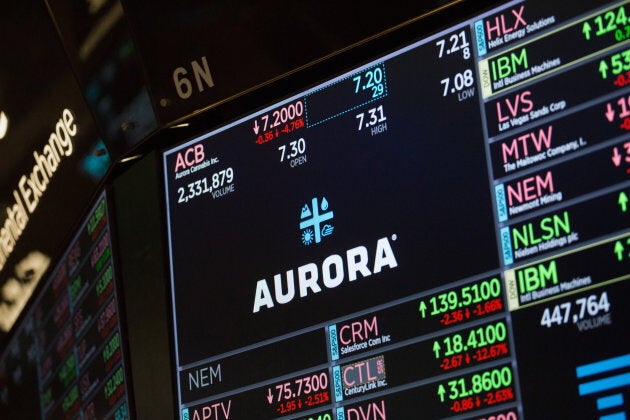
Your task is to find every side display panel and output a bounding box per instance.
[478,0,630,418]
[0,192,131,420]
[164,1,630,419]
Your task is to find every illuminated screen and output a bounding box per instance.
[0,192,131,420]
[163,1,630,418]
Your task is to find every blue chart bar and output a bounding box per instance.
[579,373,630,396]
[576,355,629,420]
[598,394,624,410]
[600,412,626,420]
[577,354,630,378]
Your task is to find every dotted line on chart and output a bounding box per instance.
[305,94,310,128]
[307,94,389,128]
[304,63,389,128]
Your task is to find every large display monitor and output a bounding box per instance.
[0,192,132,419]
[163,0,630,418]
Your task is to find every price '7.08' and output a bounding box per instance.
[441,69,474,96]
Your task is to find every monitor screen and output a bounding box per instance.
[0,192,131,419]
[163,0,630,418]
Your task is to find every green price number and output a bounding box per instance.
[437,366,513,403]
[104,366,125,400]
[59,355,77,387]
[419,278,501,318]
[433,321,507,359]
[299,415,331,420]
[102,332,121,363]
[599,49,630,79]
[69,276,83,301]
[583,5,629,40]
[61,385,79,414]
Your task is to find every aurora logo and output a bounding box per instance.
[252,235,399,313]
[300,197,334,245]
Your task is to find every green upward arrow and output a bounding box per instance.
[582,21,592,40]
[437,384,446,403]
[433,340,441,359]
[614,241,625,261]
[619,192,629,212]
[418,301,427,318]
[599,60,609,79]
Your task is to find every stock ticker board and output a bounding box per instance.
[163,1,630,418]
[0,193,131,420]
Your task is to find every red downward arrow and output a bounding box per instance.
[266,388,273,404]
[613,147,622,167]
[606,103,616,122]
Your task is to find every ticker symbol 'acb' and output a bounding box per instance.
[300,197,334,246]
[174,144,205,173]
